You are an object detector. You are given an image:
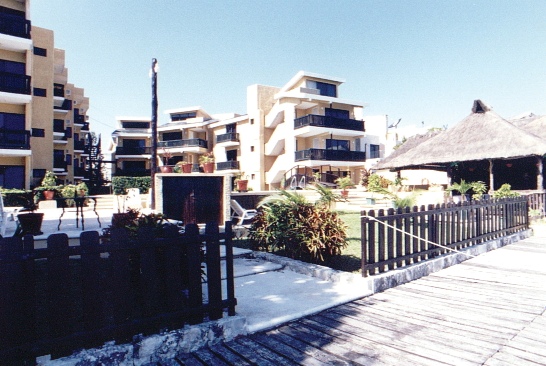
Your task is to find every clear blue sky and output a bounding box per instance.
[32,0,546,141]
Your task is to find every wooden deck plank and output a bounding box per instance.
[205,343,253,365]
[181,235,546,365]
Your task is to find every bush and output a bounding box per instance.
[367,173,392,192]
[0,188,33,207]
[249,190,348,263]
[493,183,520,199]
[112,176,151,195]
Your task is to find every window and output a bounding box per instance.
[66,154,72,165]
[33,88,46,97]
[0,60,25,74]
[121,121,150,129]
[325,108,349,119]
[33,169,46,178]
[250,119,254,125]
[162,131,182,141]
[250,146,254,152]
[171,112,197,121]
[0,112,25,130]
[316,82,337,97]
[31,128,45,137]
[0,166,25,189]
[226,123,236,134]
[326,139,349,151]
[226,149,237,161]
[33,47,47,57]
[370,144,380,159]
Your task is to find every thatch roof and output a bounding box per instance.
[515,115,546,140]
[377,100,546,170]
[374,130,442,169]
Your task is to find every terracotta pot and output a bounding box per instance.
[202,162,214,173]
[43,190,55,200]
[182,163,193,173]
[236,180,248,192]
[17,212,44,236]
[160,166,173,173]
[341,190,349,198]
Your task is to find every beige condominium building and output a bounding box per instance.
[0,0,91,189]
[111,71,389,191]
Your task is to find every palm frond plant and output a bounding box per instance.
[313,183,344,210]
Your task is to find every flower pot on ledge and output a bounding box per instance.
[43,190,55,200]
[182,163,193,173]
[202,162,214,173]
[160,166,173,173]
[236,180,249,192]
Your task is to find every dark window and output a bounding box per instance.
[226,123,236,134]
[33,87,46,97]
[66,154,72,165]
[250,146,254,152]
[0,59,25,74]
[226,149,237,161]
[65,126,72,139]
[123,139,145,148]
[171,112,197,121]
[0,112,25,130]
[34,47,47,57]
[31,128,44,137]
[123,160,146,170]
[316,82,337,97]
[325,108,349,119]
[162,131,182,141]
[370,144,380,159]
[326,139,349,151]
[33,169,46,178]
[250,119,254,125]
[121,121,150,129]
[0,165,25,189]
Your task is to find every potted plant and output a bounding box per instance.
[335,176,355,198]
[175,160,193,173]
[234,172,249,192]
[40,170,58,200]
[76,181,89,197]
[447,179,474,203]
[15,190,44,236]
[160,148,173,173]
[199,152,214,173]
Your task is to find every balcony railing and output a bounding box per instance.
[115,146,152,155]
[295,148,366,162]
[115,168,151,177]
[216,161,240,171]
[0,129,30,150]
[294,114,365,132]
[158,138,208,149]
[73,166,86,177]
[216,133,239,144]
[54,99,72,111]
[53,83,64,97]
[0,13,31,39]
[0,72,30,95]
[80,121,90,131]
[54,160,67,170]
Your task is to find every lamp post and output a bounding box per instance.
[150,58,159,210]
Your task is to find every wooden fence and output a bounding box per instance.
[361,197,529,277]
[527,192,546,216]
[0,222,236,363]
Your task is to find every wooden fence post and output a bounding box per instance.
[185,224,203,325]
[205,222,222,320]
[224,221,236,316]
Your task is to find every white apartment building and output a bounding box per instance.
[110,71,390,191]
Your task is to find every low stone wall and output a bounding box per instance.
[369,229,533,293]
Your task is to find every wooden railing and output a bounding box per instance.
[0,222,236,363]
[361,198,529,277]
[527,192,546,216]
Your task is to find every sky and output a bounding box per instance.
[31,0,546,144]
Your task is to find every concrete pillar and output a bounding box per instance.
[537,156,544,191]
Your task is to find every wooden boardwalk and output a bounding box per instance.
[173,229,546,365]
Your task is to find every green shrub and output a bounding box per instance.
[112,176,151,195]
[367,173,392,192]
[249,190,348,263]
[0,188,33,207]
[493,183,520,199]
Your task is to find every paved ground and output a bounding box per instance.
[175,225,546,365]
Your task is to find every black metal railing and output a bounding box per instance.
[294,114,365,132]
[115,146,152,155]
[158,138,208,149]
[216,161,240,170]
[54,99,72,111]
[73,166,86,177]
[0,72,30,95]
[295,148,366,162]
[0,13,31,39]
[53,83,64,97]
[74,140,85,151]
[0,129,30,149]
[0,224,236,362]
[79,121,89,130]
[216,133,239,144]
[361,197,529,277]
[53,159,67,170]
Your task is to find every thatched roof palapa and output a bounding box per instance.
[377,100,546,170]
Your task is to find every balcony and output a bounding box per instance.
[54,99,72,112]
[216,161,240,171]
[0,13,30,39]
[115,168,151,177]
[295,148,366,162]
[216,132,239,145]
[53,83,64,97]
[294,114,365,137]
[115,146,152,156]
[53,159,67,171]
[0,129,30,150]
[158,138,208,149]
[74,139,85,151]
[0,71,30,95]
[73,166,86,177]
[80,121,90,131]
[53,119,64,133]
